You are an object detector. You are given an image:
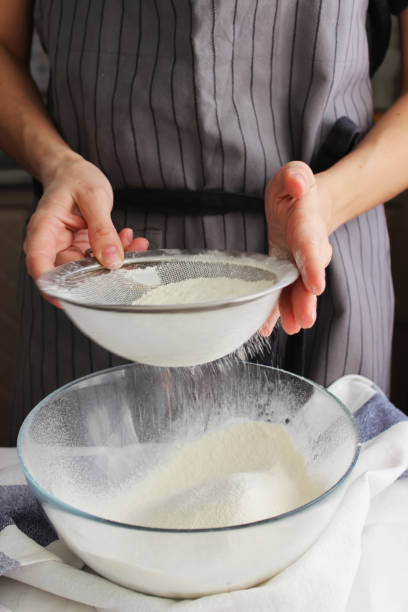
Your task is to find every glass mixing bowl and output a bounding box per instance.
[17,363,360,598]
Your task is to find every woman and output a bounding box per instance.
[0,1,406,442]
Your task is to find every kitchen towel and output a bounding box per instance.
[1,374,408,611]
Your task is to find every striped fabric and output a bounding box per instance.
[33,0,375,194]
[11,0,395,442]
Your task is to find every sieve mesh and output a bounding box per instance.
[39,251,285,309]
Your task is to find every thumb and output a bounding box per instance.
[76,187,124,269]
[283,161,315,200]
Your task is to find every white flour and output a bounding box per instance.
[103,421,320,529]
[133,277,273,305]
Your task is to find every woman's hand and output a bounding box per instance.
[261,161,333,336]
[24,153,148,306]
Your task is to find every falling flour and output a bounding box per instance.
[133,277,273,306]
[102,421,320,529]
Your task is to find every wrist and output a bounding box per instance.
[315,171,337,235]
[38,148,83,188]
[19,112,82,187]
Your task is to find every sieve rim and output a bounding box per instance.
[37,249,299,313]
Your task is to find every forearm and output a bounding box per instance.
[0,42,78,185]
[319,92,408,234]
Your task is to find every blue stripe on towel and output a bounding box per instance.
[0,551,20,574]
[355,393,408,443]
[355,392,408,478]
[0,484,57,550]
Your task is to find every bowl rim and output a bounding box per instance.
[36,249,299,313]
[17,363,361,534]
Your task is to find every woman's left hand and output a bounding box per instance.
[261,161,333,336]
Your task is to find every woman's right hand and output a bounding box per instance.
[261,162,333,336]
[24,152,148,305]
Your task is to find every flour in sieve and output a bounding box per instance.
[133,277,273,306]
[102,421,321,529]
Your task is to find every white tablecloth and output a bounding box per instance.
[1,375,408,612]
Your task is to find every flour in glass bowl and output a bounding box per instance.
[102,421,321,530]
[133,277,274,306]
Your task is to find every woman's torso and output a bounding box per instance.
[11,0,394,444]
[34,0,373,194]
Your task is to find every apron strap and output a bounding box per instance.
[32,180,264,215]
[33,117,362,212]
[312,116,363,173]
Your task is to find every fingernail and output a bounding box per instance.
[311,277,325,295]
[139,238,149,250]
[291,173,306,188]
[102,246,123,269]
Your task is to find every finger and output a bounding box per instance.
[293,240,332,296]
[24,218,58,280]
[266,161,315,204]
[125,237,149,252]
[259,304,280,337]
[291,280,317,328]
[50,243,88,308]
[119,228,134,249]
[76,187,124,270]
[42,294,63,309]
[55,245,87,266]
[69,228,92,255]
[283,161,315,200]
[279,285,302,335]
[25,219,64,308]
[287,194,333,295]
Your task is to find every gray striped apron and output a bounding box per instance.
[11,0,394,443]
